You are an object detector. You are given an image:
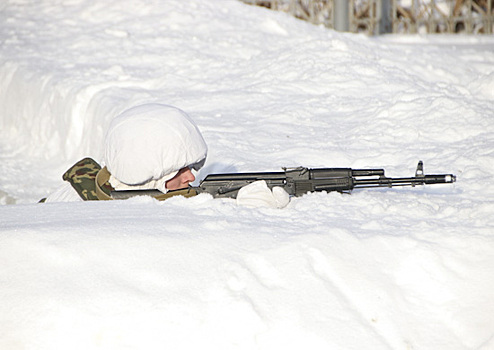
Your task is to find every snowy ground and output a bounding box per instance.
[1,0,494,349]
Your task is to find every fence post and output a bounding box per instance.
[334,0,350,32]
[379,0,392,34]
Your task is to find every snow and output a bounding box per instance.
[0,0,493,349]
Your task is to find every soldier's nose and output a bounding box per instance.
[183,168,195,183]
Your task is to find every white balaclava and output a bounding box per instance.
[104,103,207,193]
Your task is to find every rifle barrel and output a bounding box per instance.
[354,174,456,188]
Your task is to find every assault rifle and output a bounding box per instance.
[110,161,456,201]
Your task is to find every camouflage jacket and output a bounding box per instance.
[41,158,189,202]
[62,158,114,200]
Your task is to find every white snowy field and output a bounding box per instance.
[1,0,494,349]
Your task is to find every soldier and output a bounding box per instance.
[43,103,207,202]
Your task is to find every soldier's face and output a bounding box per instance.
[165,167,195,190]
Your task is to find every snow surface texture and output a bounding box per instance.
[1,0,493,349]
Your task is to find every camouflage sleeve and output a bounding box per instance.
[62,158,109,200]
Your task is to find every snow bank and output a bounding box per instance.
[1,0,493,349]
[1,195,493,349]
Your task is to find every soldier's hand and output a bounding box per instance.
[236,180,290,209]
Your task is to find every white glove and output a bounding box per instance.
[236,180,290,209]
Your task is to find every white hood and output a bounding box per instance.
[104,104,207,191]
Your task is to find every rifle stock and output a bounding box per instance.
[110,161,456,200]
